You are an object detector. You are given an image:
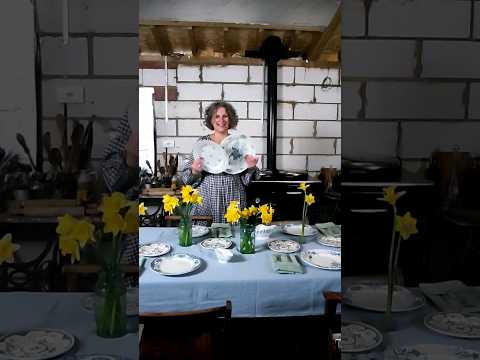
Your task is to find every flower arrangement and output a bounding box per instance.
[0,233,20,265]
[298,182,316,243]
[162,185,203,246]
[380,186,418,328]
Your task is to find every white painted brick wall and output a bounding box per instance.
[248,102,293,120]
[295,103,337,120]
[401,122,480,158]
[202,101,247,119]
[143,69,177,86]
[342,121,398,158]
[41,37,88,75]
[337,105,341,121]
[342,40,416,78]
[278,85,314,102]
[342,0,365,36]
[308,155,341,171]
[469,83,480,119]
[335,139,341,155]
[157,137,198,154]
[369,0,470,38]
[422,42,480,78]
[293,138,335,155]
[177,83,222,100]
[316,121,341,138]
[315,86,341,103]
[93,37,138,75]
[223,84,263,101]
[177,65,201,82]
[156,119,177,137]
[277,155,307,171]
[341,82,361,119]
[176,119,209,137]
[249,66,294,83]
[366,82,465,119]
[277,121,314,137]
[154,101,201,119]
[203,65,248,82]
[276,138,292,155]
[234,120,264,137]
[139,70,143,85]
[295,68,339,86]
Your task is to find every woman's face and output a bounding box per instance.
[211,107,230,134]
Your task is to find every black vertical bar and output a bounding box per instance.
[33,0,43,172]
[266,57,277,173]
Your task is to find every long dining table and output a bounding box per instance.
[139,226,341,317]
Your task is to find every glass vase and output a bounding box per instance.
[178,217,193,247]
[94,268,127,338]
[240,223,255,254]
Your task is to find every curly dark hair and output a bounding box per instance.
[203,101,238,130]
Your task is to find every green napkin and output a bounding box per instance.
[271,254,304,274]
[210,223,233,238]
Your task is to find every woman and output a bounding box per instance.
[179,101,259,223]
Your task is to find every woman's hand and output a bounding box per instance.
[245,154,258,169]
[191,157,204,174]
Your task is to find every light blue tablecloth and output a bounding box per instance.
[0,292,138,359]
[139,226,341,317]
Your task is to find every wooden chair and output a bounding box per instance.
[62,264,138,291]
[139,301,232,360]
[323,291,342,360]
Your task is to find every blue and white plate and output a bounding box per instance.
[424,312,480,339]
[300,249,340,270]
[342,321,383,353]
[192,140,228,174]
[282,224,317,237]
[151,254,202,276]
[192,225,210,238]
[385,344,480,360]
[139,243,171,257]
[221,134,256,174]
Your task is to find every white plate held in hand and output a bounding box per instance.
[192,140,228,174]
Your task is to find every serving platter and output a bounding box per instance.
[268,239,301,254]
[200,238,233,249]
[300,249,341,270]
[139,243,171,257]
[151,254,202,276]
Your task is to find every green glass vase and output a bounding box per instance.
[240,223,255,254]
[178,217,193,247]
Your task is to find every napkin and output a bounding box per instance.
[419,280,480,313]
[210,223,232,238]
[271,254,304,274]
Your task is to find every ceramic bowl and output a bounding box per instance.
[255,224,278,240]
[215,248,234,263]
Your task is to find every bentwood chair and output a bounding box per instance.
[323,291,342,360]
[139,301,232,360]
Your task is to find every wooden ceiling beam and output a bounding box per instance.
[305,7,340,62]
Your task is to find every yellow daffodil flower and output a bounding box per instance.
[98,192,129,215]
[240,208,250,218]
[395,212,418,240]
[56,214,77,236]
[226,201,239,211]
[0,233,20,264]
[59,235,80,263]
[191,192,203,205]
[225,207,240,223]
[72,220,95,247]
[258,204,274,225]
[181,185,197,204]
[298,182,310,192]
[163,195,179,215]
[248,205,258,216]
[103,212,125,236]
[305,193,315,206]
[139,202,146,216]
[123,206,138,234]
[383,186,398,206]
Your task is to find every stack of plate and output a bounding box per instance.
[315,222,341,248]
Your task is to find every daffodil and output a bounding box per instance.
[163,195,179,215]
[225,201,241,223]
[72,220,95,247]
[56,214,77,236]
[305,193,315,206]
[181,185,195,204]
[59,235,80,263]
[139,202,146,216]
[395,212,418,240]
[0,234,20,264]
[298,182,310,191]
[103,212,125,236]
[258,204,274,225]
[383,186,398,206]
[123,205,138,234]
[191,192,203,205]
[248,205,258,216]
[98,192,129,215]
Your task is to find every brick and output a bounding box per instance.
[278,85,314,102]
[249,66,263,83]
[316,121,341,138]
[233,120,264,137]
[177,119,209,137]
[469,83,480,119]
[294,103,337,120]
[277,121,314,137]
[342,121,398,158]
[277,155,307,171]
[342,40,416,78]
[292,138,335,155]
[142,69,177,86]
[156,119,177,136]
[341,82,362,119]
[248,102,293,120]
[315,86,341,103]
[295,67,339,86]
[248,66,294,83]
[224,84,263,101]
[93,37,138,75]
[177,65,201,82]
[157,137,198,154]
[277,103,294,120]
[42,79,138,117]
[202,65,248,82]
[337,105,341,121]
[422,41,480,78]
[202,101,247,119]
[276,138,292,155]
[401,122,480,158]
[308,155,341,171]
[342,0,365,36]
[369,0,470,38]
[335,139,341,155]
[366,82,465,119]
[177,83,222,100]
[153,86,178,101]
[154,101,201,119]
[41,37,88,75]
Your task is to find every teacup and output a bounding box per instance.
[215,248,234,263]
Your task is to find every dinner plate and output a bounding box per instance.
[282,224,317,237]
[200,238,233,249]
[384,344,480,360]
[342,321,383,353]
[300,249,341,270]
[316,234,341,248]
[81,288,138,316]
[343,283,426,312]
[139,243,171,257]
[151,254,202,276]
[221,134,256,174]
[64,355,132,360]
[424,312,480,339]
[0,328,75,360]
[192,140,228,174]
[268,239,300,253]
[192,225,209,238]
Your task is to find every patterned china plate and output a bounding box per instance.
[268,239,301,253]
[192,225,210,238]
[139,243,171,257]
[316,234,341,248]
[151,254,202,276]
[300,249,341,270]
[200,238,232,249]
[192,140,229,174]
[0,328,75,360]
[63,355,133,360]
[424,312,480,339]
[384,344,480,360]
[221,134,256,175]
[282,224,317,237]
[342,321,383,353]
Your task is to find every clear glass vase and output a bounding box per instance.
[240,223,255,254]
[178,216,193,247]
[94,268,127,338]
